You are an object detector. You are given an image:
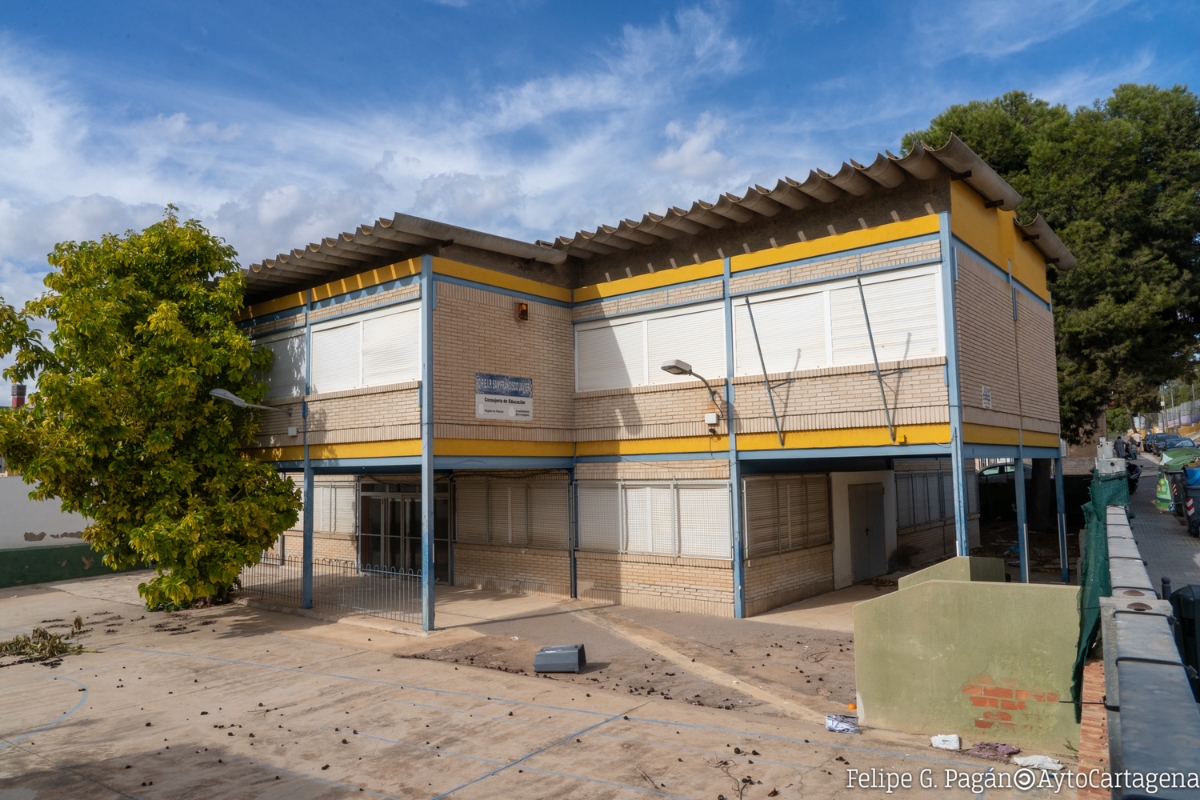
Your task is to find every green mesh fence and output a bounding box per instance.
[1070,471,1125,720]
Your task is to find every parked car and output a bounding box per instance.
[976,462,1032,485]
[1156,435,1196,454]
[1143,433,1168,454]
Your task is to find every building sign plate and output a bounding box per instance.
[475,373,533,421]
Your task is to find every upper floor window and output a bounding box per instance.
[310,303,421,394]
[573,265,943,393]
[575,302,725,392]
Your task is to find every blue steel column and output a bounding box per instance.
[724,257,745,618]
[568,467,577,599]
[938,213,970,555]
[1054,455,1069,583]
[302,289,314,609]
[420,255,436,631]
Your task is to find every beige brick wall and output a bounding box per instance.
[452,543,571,597]
[575,381,729,441]
[255,384,420,448]
[1016,292,1059,431]
[732,359,949,435]
[744,544,834,616]
[728,239,941,295]
[271,531,357,562]
[955,248,1060,436]
[574,359,948,442]
[574,459,729,481]
[243,313,303,338]
[573,279,724,322]
[433,281,575,444]
[308,283,420,324]
[576,551,734,616]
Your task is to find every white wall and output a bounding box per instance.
[0,476,88,550]
[830,470,897,590]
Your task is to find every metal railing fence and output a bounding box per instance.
[239,555,421,624]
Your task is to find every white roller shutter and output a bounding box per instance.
[454,480,489,543]
[576,321,645,392]
[678,485,731,559]
[488,482,529,545]
[647,305,725,385]
[311,322,360,394]
[733,292,826,376]
[260,331,305,399]
[362,307,420,387]
[332,484,356,533]
[577,482,620,552]
[830,273,941,367]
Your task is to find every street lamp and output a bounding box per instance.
[660,359,722,419]
[210,387,309,607]
[209,388,292,416]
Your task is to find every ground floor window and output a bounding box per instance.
[576,481,731,559]
[453,474,569,549]
[741,474,830,558]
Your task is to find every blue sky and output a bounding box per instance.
[0,0,1196,392]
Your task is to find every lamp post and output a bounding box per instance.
[660,360,722,417]
[660,359,743,617]
[210,389,310,606]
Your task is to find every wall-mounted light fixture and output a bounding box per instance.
[660,360,722,425]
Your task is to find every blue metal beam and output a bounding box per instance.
[420,254,436,631]
[432,455,575,470]
[302,288,314,610]
[938,213,970,556]
[961,443,1060,460]
[1054,456,1069,583]
[724,256,745,619]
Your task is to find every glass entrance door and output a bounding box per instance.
[359,488,450,581]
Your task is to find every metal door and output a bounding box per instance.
[359,496,386,567]
[849,482,888,582]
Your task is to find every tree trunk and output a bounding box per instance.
[1028,458,1056,532]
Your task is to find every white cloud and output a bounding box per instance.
[1031,49,1155,107]
[912,0,1135,64]
[652,113,733,180]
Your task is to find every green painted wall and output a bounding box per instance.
[0,544,131,589]
[897,555,1006,590]
[854,576,1080,754]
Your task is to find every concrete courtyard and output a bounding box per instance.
[1,573,1059,799]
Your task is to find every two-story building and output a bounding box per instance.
[239,134,1073,629]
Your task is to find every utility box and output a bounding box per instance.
[1170,585,1200,700]
[533,644,587,674]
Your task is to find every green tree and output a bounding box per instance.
[0,209,299,607]
[904,85,1200,441]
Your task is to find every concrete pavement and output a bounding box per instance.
[0,573,1060,799]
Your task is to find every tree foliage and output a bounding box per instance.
[0,209,299,607]
[904,85,1200,441]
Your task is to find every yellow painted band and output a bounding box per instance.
[962,423,1059,448]
[950,181,1050,302]
[433,257,572,303]
[433,438,574,457]
[739,424,951,451]
[573,259,724,303]
[730,215,941,273]
[247,439,422,462]
[575,424,952,456]
[237,291,307,323]
[311,258,421,303]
